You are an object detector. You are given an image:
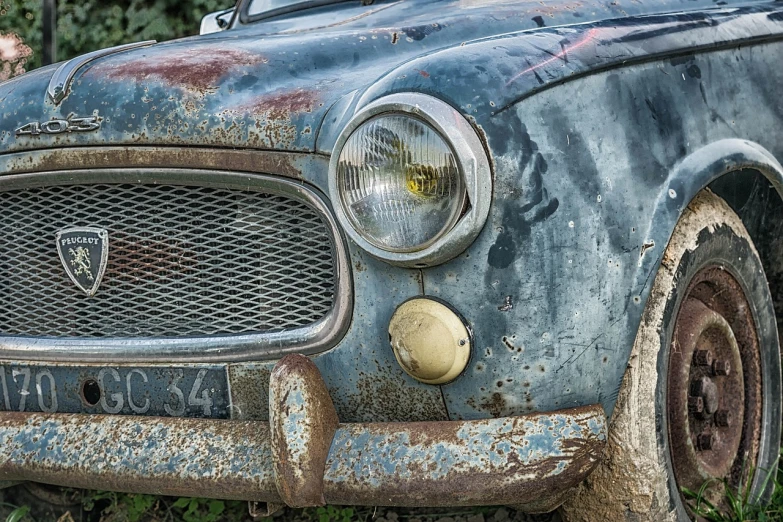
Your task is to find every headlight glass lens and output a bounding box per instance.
[336,115,466,252]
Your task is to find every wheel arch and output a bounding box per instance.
[637,138,783,337]
[612,138,783,420]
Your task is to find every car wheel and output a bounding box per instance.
[560,190,781,521]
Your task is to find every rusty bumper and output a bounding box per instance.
[0,355,606,511]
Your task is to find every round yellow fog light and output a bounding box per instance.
[388,298,471,385]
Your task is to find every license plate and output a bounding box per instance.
[0,364,230,419]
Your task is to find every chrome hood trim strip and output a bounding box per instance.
[47,40,156,104]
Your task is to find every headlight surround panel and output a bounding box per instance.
[328,93,492,267]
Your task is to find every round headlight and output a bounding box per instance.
[329,93,492,267]
[335,115,466,252]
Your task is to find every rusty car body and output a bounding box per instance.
[1,0,783,519]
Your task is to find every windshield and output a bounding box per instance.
[246,0,353,18]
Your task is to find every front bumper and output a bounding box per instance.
[0,355,606,512]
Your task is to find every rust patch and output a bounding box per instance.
[216,89,319,149]
[252,89,317,118]
[225,88,319,130]
[4,147,304,180]
[323,406,606,508]
[0,412,280,502]
[253,119,298,150]
[227,364,271,421]
[270,354,338,507]
[334,372,449,423]
[479,392,506,417]
[108,233,198,281]
[90,48,267,94]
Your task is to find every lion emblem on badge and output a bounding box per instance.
[68,246,95,281]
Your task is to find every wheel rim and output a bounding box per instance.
[667,266,763,505]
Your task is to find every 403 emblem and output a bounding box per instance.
[15,115,101,137]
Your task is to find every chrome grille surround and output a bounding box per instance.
[0,169,352,363]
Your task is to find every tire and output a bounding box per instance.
[560,190,781,521]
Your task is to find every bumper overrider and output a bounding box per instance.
[0,355,606,512]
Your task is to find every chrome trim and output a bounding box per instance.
[328,93,493,267]
[0,168,352,363]
[47,41,156,104]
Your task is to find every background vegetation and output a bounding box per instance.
[0,486,541,522]
[0,0,233,77]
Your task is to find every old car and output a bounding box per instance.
[0,0,782,520]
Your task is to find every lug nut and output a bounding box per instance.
[690,378,705,396]
[713,360,730,376]
[697,432,716,451]
[693,350,713,367]
[688,396,704,414]
[715,409,732,428]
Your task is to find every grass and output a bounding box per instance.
[682,449,783,521]
[0,491,255,522]
[0,490,509,522]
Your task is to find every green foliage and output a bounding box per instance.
[0,497,500,522]
[171,497,248,522]
[4,505,30,522]
[683,451,783,521]
[305,505,357,522]
[80,492,249,522]
[82,491,158,522]
[0,0,234,71]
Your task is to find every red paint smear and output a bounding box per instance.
[506,28,600,86]
[93,48,266,93]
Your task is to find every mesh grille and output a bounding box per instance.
[0,183,336,337]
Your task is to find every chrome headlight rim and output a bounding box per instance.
[328,93,492,268]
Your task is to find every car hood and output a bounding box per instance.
[0,0,742,155]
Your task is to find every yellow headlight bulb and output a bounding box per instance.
[406,164,440,197]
